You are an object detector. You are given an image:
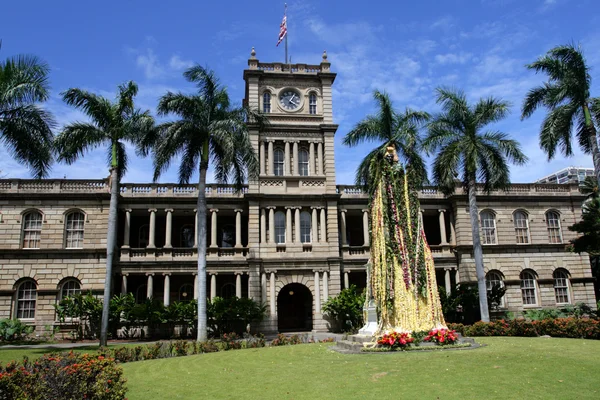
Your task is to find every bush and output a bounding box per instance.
[322,285,365,333]
[207,297,266,337]
[458,318,600,339]
[0,319,34,342]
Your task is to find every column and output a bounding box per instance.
[210,208,218,248]
[260,208,267,244]
[164,208,173,248]
[146,273,154,299]
[284,141,291,175]
[193,209,198,248]
[267,140,274,175]
[268,207,275,244]
[455,268,461,285]
[439,209,448,245]
[148,208,157,248]
[449,212,457,246]
[445,268,452,295]
[292,141,299,176]
[314,270,321,312]
[319,208,326,243]
[259,140,265,175]
[362,209,370,246]
[311,207,318,243]
[193,273,198,300]
[322,271,329,303]
[235,273,242,298]
[285,207,293,244]
[308,141,315,175]
[339,209,347,246]
[235,209,243,248]
[261,272,267,305]
[269,272,276,316]
[294,207,301,244]
[344,271,349,289]
[163,273,171,306]
[122,209,131,248]
[247,272,252,300]
[210,273,217,300]
[121,273,128,294]
[317,141,324,175]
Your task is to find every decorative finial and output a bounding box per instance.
[322,50,328,60]
[250,47,256,58]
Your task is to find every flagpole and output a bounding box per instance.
[284,3,288,64]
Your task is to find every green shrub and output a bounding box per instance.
[322,285,365,333]
[207,297,266,337]
[0,319,34,342]
[459,318,599,339]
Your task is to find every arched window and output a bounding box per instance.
[274,148,284,176]
[136,285,147,303]
[485,270,505,308]
[309,93,317,115]
[274,211,286,244]
[298,149,309,176]
[180,224,194,248]
[520,270,537,306]
[263,92,271,113]
[480,211,497,245]
[139,225,149,248]
[179,284,194,302]
[300,211,311,243]
[60,279,81,300]
[65,211,85,248]
[221,283,235,299]
[546,211,562,244]
[16,280,37,319]
[553,269,571,304]
[22,211,43,249]
[513,211,530,244]
[221,224,235,248]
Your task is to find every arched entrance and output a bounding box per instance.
[277,283,313,332]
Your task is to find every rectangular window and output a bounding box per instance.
[65,213,85,248]
[22,213,42,249]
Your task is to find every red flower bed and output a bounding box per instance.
[377,331,414,349]
[424,328,459,345]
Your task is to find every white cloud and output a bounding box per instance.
[434,52,473,65]
[136,48,164,79]
[169,55,194,71]
[429,15,455,31]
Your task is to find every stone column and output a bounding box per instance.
[121,273,128,294]
[267,140,274,175]
[123,209,131,248]
[439,209,448,245]
[362,209,370,246]
[449,212,457,246]
[193,209,198,248]
[235,273,242,298]
[322,271,329,303]
[210,273,217,300]
[314,270,321,311]
[260,208,267,244]
[308,141,315,175]
[344,271,349,289]
[259,140,266,175]
[268,207,275,244]
[311,207,318,243]
[146,273,154,299]
[294,207,301,244]
[148,209,157,248]
[445,268,452,295]
[284,141,291,176]
[317,141,324,175]
[285,207,293,244]
[163,273,171,306]
[235,209,243,248]
[269,272,276,316]
[261,272,267,305]
[339,209,347,246]
[210,208,218,248]
[247,273,252,300]
[164,208,173,248]
[455,268,460,284]
[193,273,198,300]
[292,141,299,176]
[319,208,326,243]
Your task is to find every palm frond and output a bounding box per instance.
[342,115,384,146]
[539,103,578,159]
[474,97,511,128]
[521,85,550,119]
[54,122,107,164]
[1,54,51,105]
[61,88,114,131]
[117,81,138,116]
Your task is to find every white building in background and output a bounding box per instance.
[536,167,595,185]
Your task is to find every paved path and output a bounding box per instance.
[0,341,156,350]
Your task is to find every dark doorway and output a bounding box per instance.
[277,283,313,332]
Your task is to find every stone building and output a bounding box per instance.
[0,51,596,334]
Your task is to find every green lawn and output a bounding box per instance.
[122,337,600,400]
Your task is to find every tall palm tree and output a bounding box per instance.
[342,90,430,191]
[423,88,527,322]
[54,81,154,346]
[150,65,260,341]
[0,47,55,178]
[581,176,599,200]
[522,44,600,186]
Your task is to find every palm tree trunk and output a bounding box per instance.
[583,104,600,187]
[100,166,119,346]
[467,177,490,323]
[196,147,209,342]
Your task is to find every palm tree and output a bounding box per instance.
[54,82,154,346]
[423,88,528,322]
[342,90,430,190]
[581,176,599,199]
[0,47,55,178]
[522,44,600,186]
[150,65,260,341]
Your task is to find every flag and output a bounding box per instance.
[276,12,287,46]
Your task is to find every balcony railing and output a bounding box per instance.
[120,246,249,262]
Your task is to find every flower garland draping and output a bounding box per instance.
[368,147,446,334]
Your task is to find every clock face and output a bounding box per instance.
[279,90,301,110]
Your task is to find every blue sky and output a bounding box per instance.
[2,0,599,184]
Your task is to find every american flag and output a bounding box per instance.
[276,13,287,46]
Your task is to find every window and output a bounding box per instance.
[485,270,505,308]
[553,269,570,304]
[513,211,530,244]
[65,212,85,248]
[181,225,194,248]
[179,284,194,302]
[274,211,286,244]
[60,279,81,300]
[274,148,284,176]
[546,211,562,244]
[139,225,149,248]
[520,270,537,306]
[16,280,37,319]
[136,285,147,303]
[22,211,42,249]
[221,283,235,299]
[221,224,235,248]
[299,149,309,176]
[309,93,317,115]
[300,211,311,243]
[263,92,271,113]
[480,211,497,245]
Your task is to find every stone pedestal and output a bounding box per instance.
[358,299,378,336]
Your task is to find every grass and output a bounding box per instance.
[122,337,600,400]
